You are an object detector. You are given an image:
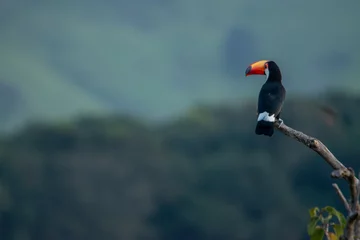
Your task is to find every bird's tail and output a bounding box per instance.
[255,120,274,137]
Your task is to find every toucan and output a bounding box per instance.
[245,60,286,137]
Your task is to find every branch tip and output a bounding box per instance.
[332,183,351,213]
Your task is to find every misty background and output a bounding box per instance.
[1,0,359,130]
[0,0,360,239]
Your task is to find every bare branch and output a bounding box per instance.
[274,120,359,240]
[275,121,347,171]
[354,173,360,239]
[356,172,360,206]
[342,212,358,240]
[324,222,331,240]
[333,183,351,214]
[274,120,358,185]
[355,217,360,240]
[348,168,358,212]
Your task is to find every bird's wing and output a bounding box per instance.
[257,84,286,116]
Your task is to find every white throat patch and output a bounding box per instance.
[265,68,269,80]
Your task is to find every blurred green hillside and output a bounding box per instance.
[0,92,360,240]
[1,0,360,131]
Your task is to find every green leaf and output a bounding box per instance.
[323,206,346,227]
[310,228,325,240]
[309,207,320,218]
[323,213,333,223]
[329,232,338,240]
[333,224,344,237]
[308,216,321,235]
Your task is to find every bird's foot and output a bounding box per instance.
[278,118,284,127]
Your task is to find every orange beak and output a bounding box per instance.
[245,60,269,76]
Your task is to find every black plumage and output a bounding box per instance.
[245,60,286,137]
[255,61,286,136]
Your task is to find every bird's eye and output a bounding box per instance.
[265,63,268,69]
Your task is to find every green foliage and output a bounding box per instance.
[309,207,320,218]
[329,232,338,240]
[333,224,344,238]
[308,209,321,236]
[311,228,325,240]
[325,206,347,228]
[0,93,359,239]
[307,206,346,240]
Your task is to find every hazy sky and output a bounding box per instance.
[0,0,359,130]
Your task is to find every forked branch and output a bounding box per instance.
[274,120,359,240]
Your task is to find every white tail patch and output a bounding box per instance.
[257,111,275,122]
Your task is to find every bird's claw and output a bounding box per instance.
[278,118,284,126]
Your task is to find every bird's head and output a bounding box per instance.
[245,60,281,80]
